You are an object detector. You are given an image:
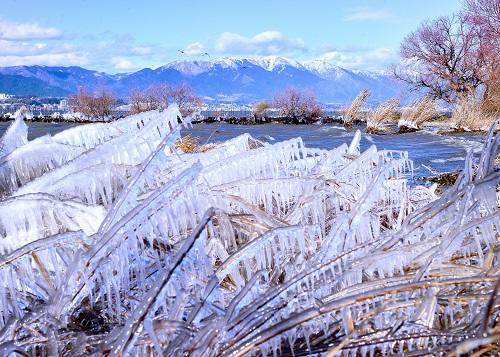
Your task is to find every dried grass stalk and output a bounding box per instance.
[175,135,218,153]
[366,98,399,133]
[343,89,371,127]
[175,134,200,153]
[399,96,438,129]
[451,95,497,131]
[198,143,218,152]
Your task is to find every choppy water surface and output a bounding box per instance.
[183,123,485,177]
[0,121,81,141]
[0,121,485,176]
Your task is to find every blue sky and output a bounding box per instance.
[0,0,462,72]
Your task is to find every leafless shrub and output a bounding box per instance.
[70,87,116,121]
[129,85,169,114]
[169,83,203,117]
[129,83,202,117]
[342,89,370,127]
[399,96,438,129]
[273,86,322,122]
[366,98,399,133]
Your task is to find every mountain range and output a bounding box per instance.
[0,56,410,104]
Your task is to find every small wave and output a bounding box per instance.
[364,135,374,143]
[430,156,465,163]
[427,131,485,153]
[319,125,346,132]
[443,136,484,153]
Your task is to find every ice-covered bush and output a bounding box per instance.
[0,107,498,356]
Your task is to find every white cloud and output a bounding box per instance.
[0,20,399,73]
[131,46,152,56]
[319,47,397,71]
[0,53,88,67]
[182,42,206,56]
[0,19,63,40]
[0,39,75,56]
[344,7,395,22]
[214,31,306,55]
[111,57,139,71]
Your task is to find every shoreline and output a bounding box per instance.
[0,115,491,135]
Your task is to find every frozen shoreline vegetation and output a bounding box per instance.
[0,106,498,356]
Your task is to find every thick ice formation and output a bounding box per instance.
[0,107,28,161]
[0,108,498,356]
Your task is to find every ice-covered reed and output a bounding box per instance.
[0,107,498,356]
[0,106,29,160]
[366,98,399,133]
[398,96,438,130]
[342,88,371,127]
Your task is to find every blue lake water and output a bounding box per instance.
[0,121,485,177]
[183,122,484,177]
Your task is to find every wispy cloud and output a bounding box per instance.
[131,46,153,56]
[0,18,398,73]
[0,28,167,71]
[214,31,306,56]
[110,57,138,71]
[0,19,63,40]
[0,53,88,67]
[344,7,395,22]
[319,47,398,71]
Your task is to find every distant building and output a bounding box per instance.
[59,99,68,109]
[0,93,12,100]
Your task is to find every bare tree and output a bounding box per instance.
[465,0,500,38]
[130,83,202,117]
[396,0,500,106]
[129,84,170,114]
[464,0,500,112]
[272,86,322,122]
[70,87,116,121]
[167,83,203,117]
[396,15,488,103]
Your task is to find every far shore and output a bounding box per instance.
[2,113,492,135]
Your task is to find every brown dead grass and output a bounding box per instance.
[451,95,497,131]
[400,96,438,128]
[175,135,218,153]
[343,89,371,126]
[366,98,399,133]
[175,134,200,153]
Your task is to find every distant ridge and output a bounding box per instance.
[0,56,408,104]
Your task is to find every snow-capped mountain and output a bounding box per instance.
[0,56,408,104]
